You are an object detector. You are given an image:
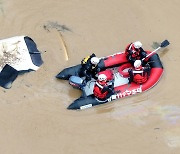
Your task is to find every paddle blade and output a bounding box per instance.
[160,40,170,48]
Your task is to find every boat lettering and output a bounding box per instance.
[107,87,142,102]
[80,104,92,110]
[116,87,142,99]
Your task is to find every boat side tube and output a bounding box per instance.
[56,64,82,80]
[148,53,163,68]
[67,95,108,110]
[102,53,128,68]
[142,53,163,91]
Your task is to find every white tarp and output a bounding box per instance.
[0,36,39,72]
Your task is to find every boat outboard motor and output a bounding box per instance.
[69,76,85,89]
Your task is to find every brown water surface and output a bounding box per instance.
[0,0,180,154]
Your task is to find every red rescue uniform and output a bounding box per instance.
[93,80,108,100]
[125,43,141,58]
[133,69,148,84]
[125,43,147,64]
[129,65,149,84]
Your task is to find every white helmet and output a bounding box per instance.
[98,74,107,81]
[91,57,100,65]
[134,60,142,68]
[133,41,142,49]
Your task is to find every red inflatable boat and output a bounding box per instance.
[56,40,169,110]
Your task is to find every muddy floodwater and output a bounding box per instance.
[0,0,180,154]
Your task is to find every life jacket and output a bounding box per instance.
[93,80,108,100]
[125,43,141,59]
[132,67,148,84]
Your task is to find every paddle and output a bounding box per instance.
[142,40,170,61]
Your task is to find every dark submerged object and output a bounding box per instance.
[0,36,43,89]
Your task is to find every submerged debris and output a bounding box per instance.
[152,42,161,49]
[43,21,72,32]
[43,21,71,61]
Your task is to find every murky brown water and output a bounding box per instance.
[0,0,180,154]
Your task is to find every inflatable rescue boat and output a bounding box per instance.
[56,40,169,110]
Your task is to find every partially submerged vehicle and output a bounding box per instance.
[0,36,43,89]
[56,40,169,110]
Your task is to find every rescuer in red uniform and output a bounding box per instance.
[128,60,150,84]
[125,41,147,65]
[93,74,114,101]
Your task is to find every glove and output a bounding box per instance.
[128,77,132,84]
[96,67,101,72]
[141,51,147,58]
[102,86,108,93]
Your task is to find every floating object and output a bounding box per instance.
[0,36,43,89]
